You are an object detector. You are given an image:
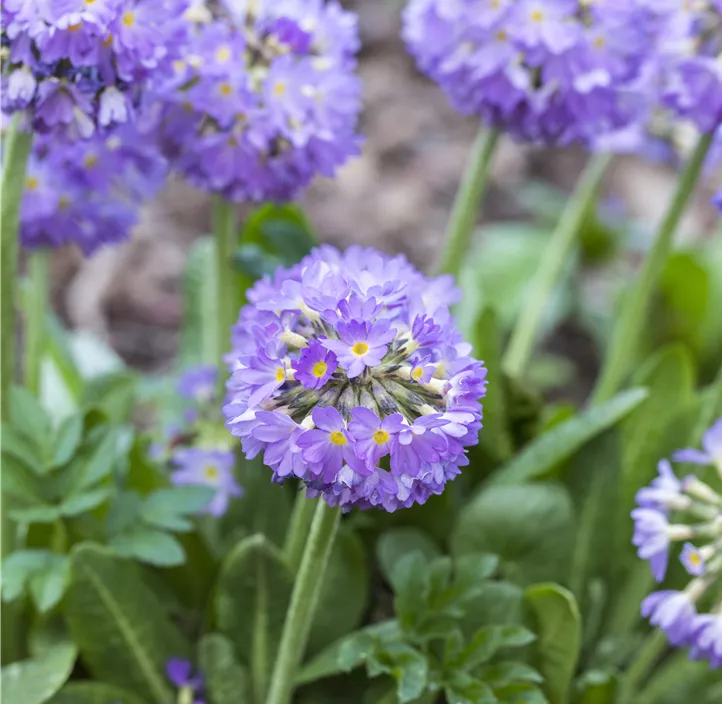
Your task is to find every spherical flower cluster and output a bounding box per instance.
[154,366,243,518]
[153,0,362,202]
[633,419,722,667]
[402,0,675,146]
[1,0,188,139]
[223,245,487,512]
[20,119,167,254]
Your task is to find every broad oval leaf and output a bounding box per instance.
[376,527,441,585]
[48,682,150,704]
[487,388,648,486]
[109,530,186,567]
[198,633,250,704]
[452,484,574,585]
[1,641,76,704]
[65,544,191,704]
[525,583,581,704]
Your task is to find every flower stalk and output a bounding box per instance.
[265,500,341,704]
[24,248,50,396]
[283,489,317,574]
[437,127,500,278]
[592,131,715,404]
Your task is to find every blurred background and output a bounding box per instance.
[42,0,722,395]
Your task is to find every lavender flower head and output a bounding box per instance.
[402,0,675,146]
[153,0,363,202]
[19,119,167,254]
[633,418,722,667]
[224,245,487,512]
[1,0,189,138]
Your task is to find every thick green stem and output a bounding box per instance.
[1,119,33,419]
[592,131,715,404]
[213,197,237,393]
[503,153,611,378]
[265,501,341,704]
[283,488,317,574]
[24,249,50,396]
[437,127,500,278]
[618,630,668,704]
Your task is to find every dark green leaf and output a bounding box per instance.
[9,505,61,524]
[488,388,648,485]
[525,584,581,704]
[576,670,617,704]
[109,530,186,567]
[495,682,549,704]
[198,634,250,704]
[81,372,136,424]
[445,671,496,704]
[215,534,293,697]
[28,555,70,613]
[382,642,428,704]
[452,484,574,585]
[61,486,112,517]
[48,682,150,704]
[2,423,44,474]
[455,627,500,670]
[10,386,52,457]
[376,528,441,585]
[478,662,543,688]
[50,416,84,468]
[451,554,500,603]
[309,527,369,655]
[1,453,45,503]
[1,641,76,704]
[65,544,190,703]
[391,553,429,632]
[2,550,54,603]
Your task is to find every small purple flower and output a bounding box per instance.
[689,614,722,667]
[236,347,289,407]
[293,340,338,390]
[166,658,205,704]
[632,507,671,582]
[296,407,358,482]
[252,411,306,479]
[348,407,405,465]
[673,419,722,468]
[410,356,435,384]
[171,449,243,517]
[680,543,706,577]
[177,365,218,403]
[322,319,396,379]
[390,415,449,477]
[641,590,697,646]
[635,459,683,513]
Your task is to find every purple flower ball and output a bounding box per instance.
[224,245,487,512]
[402,0,675,146]
[1,0,189,138]
[152,0,363,202]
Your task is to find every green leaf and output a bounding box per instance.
[198,634,250,704]
[61,486,112,517]
[48,682,150,704]
[29,555,70,613]
[391,553,430,632]
[141,486,216,530]
[487,388,648,485]
[2,422,44,474]
[215,534,293,701]
[109,529,186,567]
[496,625,536,648]
[81,372,136,424]
[71,426,128,493]
[445,671,496,704]
[10,386,52,456]
[452,484,574,585]
[1,641,77,704]
[495,682,549,704]
[381,642,429,703]
[576,670,617,704]
[9,505,61,524]
[65,544,190,703]
[478,661,543,688]
[308,526,369,655]
[1,453,45,503]
[2,550,55,603]
[451,554,500,603]
[376,528,441,585]
[525,584,581,704]
[50,416,83,469]
[454,627,501,670]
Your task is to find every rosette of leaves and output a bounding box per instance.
[1,386,215,615]
[300,548,546,704]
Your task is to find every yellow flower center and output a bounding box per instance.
[216,46,231,63]
[593,35,605,49]
[68,23,82,32]
[218,82,233,97]
[352,342,369,357]
[530,9,544,22]
[58,195,71,210]
[276,367,286,382]
[173,59,186,73]
[411,367,424,381]
[312,361,328,378]
[122,11,135,27]
[204,466,219,481]
[495,30,507,42]
[83,153,98,168]
[330,431,347,446]
[26,176,39,191]
[273,81,287,97]
[102,33,113,47]
[689,552,701,567]
[85,0,96,4]
[373,430,389,445]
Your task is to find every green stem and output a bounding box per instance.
[283,488,317,574]
[592,131,715,404]
[213,197,237,393]
[1,118,33,420]
[618,630,668,704]
[437,127,500,278]
[24,248,50,396]
[265,501,341,704]
[503,153,611,378]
